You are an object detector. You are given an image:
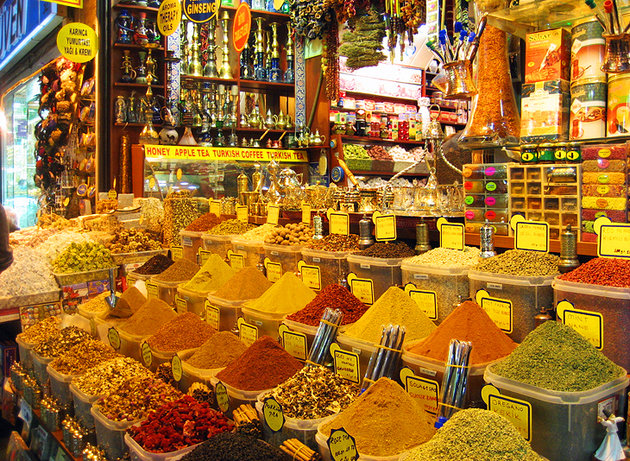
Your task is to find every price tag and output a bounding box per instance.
[171,246,184,260]
[205,301,220,330]
[215,381,229,412]
[476,290,513,334]
[557,300,604,350]
[482,385,532,441]
[108,328,121,350]
[267,204,280,225]
[279,325,308,360]
[171,355,183,382]
[327,428,359,461]
[108,189,117,200]
[236,206,249,223]
[238,318,258,347]
[301,204,312,225]
[228,251,245,270]
[512,216,549,253]
[404,284,438,320]
[329,211,350,236]
[348,273,374,305]
[141,341,152,368]
[198,249,212,266]
[264,258,282,282]
[596,218,630,258]
[373,213,397,241]
[175,295,188,314]
[438,218,464,251]
[298,261,321,291]
[400,368,439,415]
[210,200,221,217]
[330,343,360,383]
[146,281,159,299]
[263,397,285,432]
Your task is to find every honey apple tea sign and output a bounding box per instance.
[184,0,221,23]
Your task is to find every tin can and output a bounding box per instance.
[571,19,606,81]
[570,78,607,140]
[607,73,630,137]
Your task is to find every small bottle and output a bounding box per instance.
[480,221,496,258]
[414,221,431,254]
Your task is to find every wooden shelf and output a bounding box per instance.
[465,232,598,256]
[352,169,428,177]
[113,43,164,51]
[222,6,290,20]
[339,135,425,146]
[181,75,239,85]
[114,122,163,127]
[113,2,159,12]
[113,82,164,89]
[239,79,295,93]
[340,90,419,103]
[237,127,288,133]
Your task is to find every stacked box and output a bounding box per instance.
[508,164,581,240]
[463,164,510,236]
[521,80,571,143]
[580,143,629,241]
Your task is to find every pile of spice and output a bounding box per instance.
[306,233,360,252]
[320,378,435,457]
[206,219,256,235]
[185,332,247,369]
[106,228,162,253]
[409,301,517,365]
[180,254,236,293]
[264,223,313,245]
[134,254,174,275]
[343,287,436,344]
[402,409,548,461]
[147,312,216,352]
[216,336,303,391]
[185,213,227,232]
[120,298,178,336]
[52,241,114,273]
[238,223,276,242]
[244,272,316,315]
[152,258,200,283]
[49,340,119,375]
[490,321,624,392]
[32,326,91,358]
[0,247,59,299]
[109,286,146,318]
[285,284,368,326]
[77,292,110,316]
[359,241,415,258]
[129,395,234,453]
[181,432,290,461]
[72,357,153,397]
[405,246,480,267]
[17,317,60,344]
[265,365,359,419]
[212,267,272,301]
[94,376,182,421]
[473,250,559,276]
[155,362,177,389]
[559,257,630,288]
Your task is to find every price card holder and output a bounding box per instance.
[301,204,312,225]
[264,258,282,282]
[141,341,152,368]
[348,273,374,305]
[198,249,212,266]
[215,381,229,413]
[171,246,184,260]
[437,218,464,250]
[238,318,258,347]
[205,300,220,330]
[330,343,360,383]
[279,325,308,360]
[171,355,183,382]
[175,295,187,314]
[511,216,549,253]
[228,250,245,270]
[263,397,285,432]
[327,428,359,461]
[373,212,397,241]
[210,200,221,216]
[400,368,439,415]
[482,385,532,441]
[146,281,159,299]
[267,204,280,225]
[328,209,349,236]
[108,328,121,350]
[557,300,604,350]
[594,217,630,258]
[404,284,438,320]
[476,290,513,334]
[236,205,249,223]
[298,261,321,291]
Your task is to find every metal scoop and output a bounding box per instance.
[106,268,119,309]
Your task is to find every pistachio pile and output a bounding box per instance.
[473,250,560,277]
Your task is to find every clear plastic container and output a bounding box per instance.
[263,243,304,275]
[552,277,630,371]
[241,306,285,341]
[484,365,629,461]
[150,277,185,307]
[301,248,351,290]
[468,270,555,343]
[70,382,99,429]
[125,432,200,461]
[94,316,127,345]
[91,405,140,461]
[150,347,178,372]
[177,349,224,393]
[180,230,204,263]
[201,234,234,259]
[335,335,376,380]
[16,336,34,372]
[401,262,470,324]
[116,328,147,362]
[211,377,272,417]
[205,294,247,332]
[346,255,404,302]
[231,237,264,267]
[112,249,167,266]
[47,365,74,411]
[315,430,408,461]
[176,285,208,318]
[32,351,52,391]
[281,319,319,358]
[54,267,118,287]
[127,270,152,288]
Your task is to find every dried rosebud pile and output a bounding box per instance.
[128,395,234,453]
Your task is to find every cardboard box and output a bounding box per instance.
[525,28,571,83]
[521,80,570,142]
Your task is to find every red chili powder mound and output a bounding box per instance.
[286,284,369,326]
[215,336,303,391]
[409,301,517,365]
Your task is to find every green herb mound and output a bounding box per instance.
[491,321,624,392]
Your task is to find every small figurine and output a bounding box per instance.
[594,413,626,461]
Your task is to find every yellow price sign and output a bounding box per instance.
[348,273,374,305]
[57,23,98,63]
[210,200,221,217]
[215,381,229,413]
[330,343,360,383]
[262,397,285,432]
[236,205,249,223]
[108,328,121,350]
[158,0,182,36]
[373,213,397,241]
[327,428,359,461]
[280,325,308,360]
[228,251,245,270]
[476,290,513,334]
[596,219,630,259]
[205,301,220,330]
[512,216,549,253]
[198,249,212,266]
[298,261,321,291]
[400,368,439,415]
[438,218,464,250]
[557,300,603,350]
[267,204,280,225]
[264,258,282,282]
[483,385,532,441]
[329,211,350,236]
[175,295,188,314]
[171,246,184,260]
[404,284,438,320]
[141,342,152,368]
[171,355,183,382]
[301,205,312,225]
[146,281,159,299]
[238,318,258,347]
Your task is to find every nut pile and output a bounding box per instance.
[405,247,480,267]
[72,357,153,397]
[306,233,360,252]
[32,326,91,359]
[52,241,114,273]
[359,241,415,258]
[49,340,119,375]
[264,223,314,245]
[17,316,60,344]
[266,365,359,419]
[106,228,162,253]
[206,219,256,235]
[238,223,277,243]
[473,250,560,277]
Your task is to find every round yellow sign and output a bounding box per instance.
[158,0,182,36]
[57,23,99,63]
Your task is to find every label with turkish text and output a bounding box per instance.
[327,428,359,461]
[146,281,159,299]
[205,301,220,330]
[210,200,222,216]
[329,212,350,236]
[171,355,183,382]
[515,221,549,253]
[267,204,280,225]
[236,206,249,223]
[281,328,308,360]
[228,251,245,270]
[263,397,285,432]
[374,214,397,241]
[265,261,282,282]
[404,284,438,320]
[401,369,439,415]
[439,223,465,250]
[349,277,374,305]
[301,205,312,224]
[141,341,152,367]
[171,246,184,260]
[175,295,187,314]
[557,300,603,349]
[483,385,532,441]
[300,264,321,291]
[332,346,360,383]
[478,292,513,334]
[239,320,258,347]
[598,223,630,258]
[108,328,121,350]
[198,249,212,266]
[215,381,229,412]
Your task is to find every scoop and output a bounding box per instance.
[106,268,119,309]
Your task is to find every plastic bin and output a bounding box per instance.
[552,277,630,371]
[16,336,34,372]
[484,365,629,461]
[335,334,376,380]
[315,430,407,461]
[231,238,264,267]
[149,347,177,372]
[401,262,471,324]
[112,249,166,266]
[150,277,185,307]
[301,248,351,290]
[205,294,246,332]
[263,243,304,276]
[125,433,200,461]
[468,270,555,343]
[176,285,209,318]
[116,328,146,362]
[70,383,99,429]
[177,349,224,393]
[92,405,140,461]
[93,316,127,346]
[281,319,319,358]
[47,365,74,412]
[241,306,285,340]
[180,230,204,263]
[32,351,52,392]
[347,255,404,302]
[201,234,234,259]
[54,267,118,287]
[126,270,152,288]
[211,377,271,417]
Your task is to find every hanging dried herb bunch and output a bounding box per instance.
[340,6,387,70]
[289,0,335,39]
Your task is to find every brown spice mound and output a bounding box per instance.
[153,258,199,282]
[216,336,303,391]
[409,301,517,365]
[186,332,247,369]
[212,266,272,301]
[147,312,216,352]
[119,298,178,336]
